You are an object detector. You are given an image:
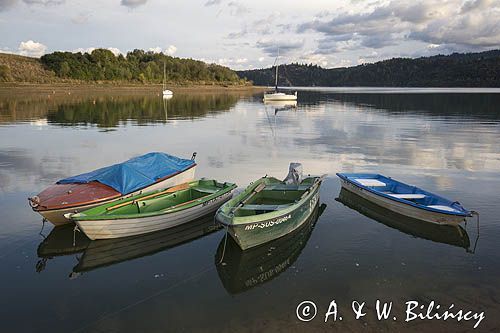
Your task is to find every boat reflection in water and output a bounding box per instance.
[36,223,90,273]
[336,188,473,251]
[36,213,221,276]
[264,99,297,115]
[215,203,326,294]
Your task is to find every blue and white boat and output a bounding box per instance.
[336,173,471,225]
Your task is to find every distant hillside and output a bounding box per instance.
[238,50,500,87]
[0,49,247,85]
[0,53,58,83]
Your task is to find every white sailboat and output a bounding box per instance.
[263,49,297,102]
[162,62,173,97]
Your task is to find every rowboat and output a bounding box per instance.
[215,163,325,250]
[336,173,472,225]
[215,203,325,294]
[336,188,471,250]
[29,152,196,226]
[67,179,236,240]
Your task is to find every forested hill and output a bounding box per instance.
[237,50,500,87]
[0,49,245,84]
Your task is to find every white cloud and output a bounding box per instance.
[298,0,500,55]
[73,47,95,53]
[72,47,121,56]
[18,40,47,57]
[212,57,251,69]
[147,45,177,55]
[107,47,121,56]
[0,47,15,54]
[258,57,265,62]
[148,47,162,53]
[298,51,329,67]
[165,45,177,55]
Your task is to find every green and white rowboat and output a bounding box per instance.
[216,164,325,250]
[67,179,236,240]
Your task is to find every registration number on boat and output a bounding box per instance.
[202,193,228,207]
[244,214,292,231]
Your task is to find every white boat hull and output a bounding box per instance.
[76,190,233,240]
[38,166,196,226]
[340,179,466,225]
[263,92,297,101]
[163,90,173,96]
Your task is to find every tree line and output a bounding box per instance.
[40,49,244,84]
[237,50,500,87]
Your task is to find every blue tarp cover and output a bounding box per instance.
[58,152,195,195]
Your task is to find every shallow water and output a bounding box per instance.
[1,88,499,332]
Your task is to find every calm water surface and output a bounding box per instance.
[1,88,499,332]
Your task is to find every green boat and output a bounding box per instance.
[215,164,325,250]
[67,179,236,240]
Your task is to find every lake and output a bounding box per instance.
[1,87,499,332]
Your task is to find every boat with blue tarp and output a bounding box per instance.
[29,152,197,225]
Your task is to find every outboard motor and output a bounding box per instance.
[283,163,303,185]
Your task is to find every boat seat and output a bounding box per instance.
[427,205,459,213]
[263,184,310,191]
[388,193,426,199]
[192,187,218,194]
[239,204,292,211]
[354,179,386,187]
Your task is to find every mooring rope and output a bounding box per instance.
[71,264,216,333]
[38,218,47,239]
[73,224,81,247]
[468,211,480,254]
[217,225,229,265]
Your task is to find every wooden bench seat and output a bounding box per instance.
[354,179,386,187]
[388,193,426,199]
[239,204,292,211]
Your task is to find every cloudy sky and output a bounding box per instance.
[0,0,499,69]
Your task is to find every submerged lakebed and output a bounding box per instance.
[0,87,500,332]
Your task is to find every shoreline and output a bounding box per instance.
[0,82,267,92]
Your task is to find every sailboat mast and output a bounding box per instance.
[163,61,166,91]
[275,47,279,91]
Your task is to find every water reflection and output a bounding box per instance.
[1,87,500,332]
[0,93,240,127]
[336,188,473,251]
[215,203,326,294]
[299,91,500,119]
[36,213,221,276]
